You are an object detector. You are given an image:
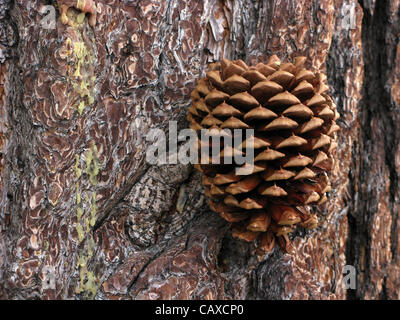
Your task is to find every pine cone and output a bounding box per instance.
[187,56,340,256]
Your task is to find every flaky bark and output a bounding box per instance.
[0,0,399,299]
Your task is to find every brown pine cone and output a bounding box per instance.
[187,56,340,256]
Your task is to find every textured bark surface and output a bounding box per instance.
[0,0,398,300]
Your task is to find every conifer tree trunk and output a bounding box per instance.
[0,0,399,299]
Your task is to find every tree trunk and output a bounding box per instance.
[0,0,399,300]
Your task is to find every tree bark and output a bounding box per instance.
[0,0,399,300]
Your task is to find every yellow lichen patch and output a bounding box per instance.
[77,12,86,24]
[77,101,85,115]
[74,155,82,178]
[73,146,100,298]
[75,237,98,299]
[76,185,81,205]
[84,145,100,186]
[76,222,85,243]
[77,206,84,220]
[65,34,95,115]
[89,192,97,227]
[74,146,99,243]
[76,184,85,243]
